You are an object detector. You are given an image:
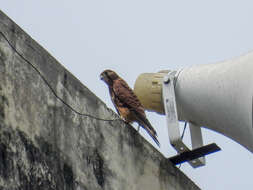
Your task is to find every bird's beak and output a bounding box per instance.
[100,74,104,81]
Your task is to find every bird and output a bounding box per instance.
[100,69,160,147]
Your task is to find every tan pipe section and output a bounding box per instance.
[133,71,169,115]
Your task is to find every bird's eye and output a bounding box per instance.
[105,72,110,78]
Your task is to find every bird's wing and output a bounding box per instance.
[113,78,159,146]
[113,78,144,115]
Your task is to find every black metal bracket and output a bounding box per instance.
[169,143,221,166]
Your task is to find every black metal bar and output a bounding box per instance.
[169,143,221,165]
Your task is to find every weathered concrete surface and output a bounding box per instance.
[0,10,200,190]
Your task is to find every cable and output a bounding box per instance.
[181,121,187,140]
[178,121,188,169]
[0,31,119,122]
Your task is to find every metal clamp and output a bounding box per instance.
[162,72,205,168]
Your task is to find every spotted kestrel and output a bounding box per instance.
[100,69,160,147]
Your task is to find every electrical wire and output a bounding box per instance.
[178,121,188,169]
[181,121,187,140]
[0,31,119,122]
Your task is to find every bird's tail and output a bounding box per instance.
[135,114,160,147]
[144,125,160,147]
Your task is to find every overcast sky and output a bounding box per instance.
[1,1,253,189]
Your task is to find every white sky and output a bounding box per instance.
[1,1,253,189]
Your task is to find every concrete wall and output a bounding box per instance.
[0,10,200,190]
